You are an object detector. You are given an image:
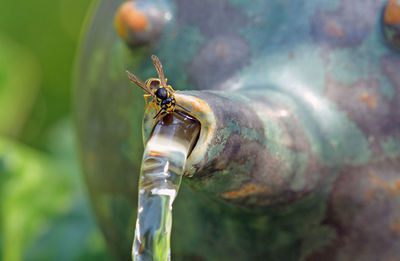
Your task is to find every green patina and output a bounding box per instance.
[381,134,400,159]
[226,121,265,145]
[156,25,205,90]
[327,30,389,86]
[327,49,367,85]
[261,116,304,181]
[206,136,226,164]
[289,152,309,191]
[263,88,371,167]
[379,74,396,99]
[236,44,327,95]
[187,159,253,198]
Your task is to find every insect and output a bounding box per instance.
[126,55,190,119]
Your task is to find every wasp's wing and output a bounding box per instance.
[151,55,167,88]
[126,70,155,97]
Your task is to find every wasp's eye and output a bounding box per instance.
[155,88,168,99]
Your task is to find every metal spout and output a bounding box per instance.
[142,90,337,209]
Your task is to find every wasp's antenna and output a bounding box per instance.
[176,103,191,113]
[151,55,167,87]
[126,70,155,97]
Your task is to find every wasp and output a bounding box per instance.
[126,55,190,119]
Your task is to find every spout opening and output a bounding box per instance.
[148,110,201,157]
[142,92,216,176]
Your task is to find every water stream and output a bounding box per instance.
[133,112,200,261]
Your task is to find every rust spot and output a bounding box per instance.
[387,257,400,261]
[371,176,381,185]
[149,151,162,157]
[383,182,397,196]
[139,242,144,254]
[115,1,148,38]
[368,176,400,198]
[384,0,400,25]
[365,188,376,200]
[359,93,378,110]
[324,19,345,38]
[190,98,210,114]
[390,219,400,235]
[222,184,270,199]
[115,12,128,38]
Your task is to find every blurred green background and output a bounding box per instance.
[0,0,112,260]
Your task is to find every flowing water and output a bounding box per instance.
[133,112,200,261]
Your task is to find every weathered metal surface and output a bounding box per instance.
[75,0,400,260]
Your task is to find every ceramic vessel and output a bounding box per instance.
[75,0,400,260]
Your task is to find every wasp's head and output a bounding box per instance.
[155,87,169,100]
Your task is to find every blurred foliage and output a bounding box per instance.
[0,0,93,148]
[0,0,112,260]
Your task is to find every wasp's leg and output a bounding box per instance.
[153,108,165,119]
[159,110,168,120]
[176,101,191,113]
[149,101,158,110]
[143,94,152,105]
[166,84,178,92]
